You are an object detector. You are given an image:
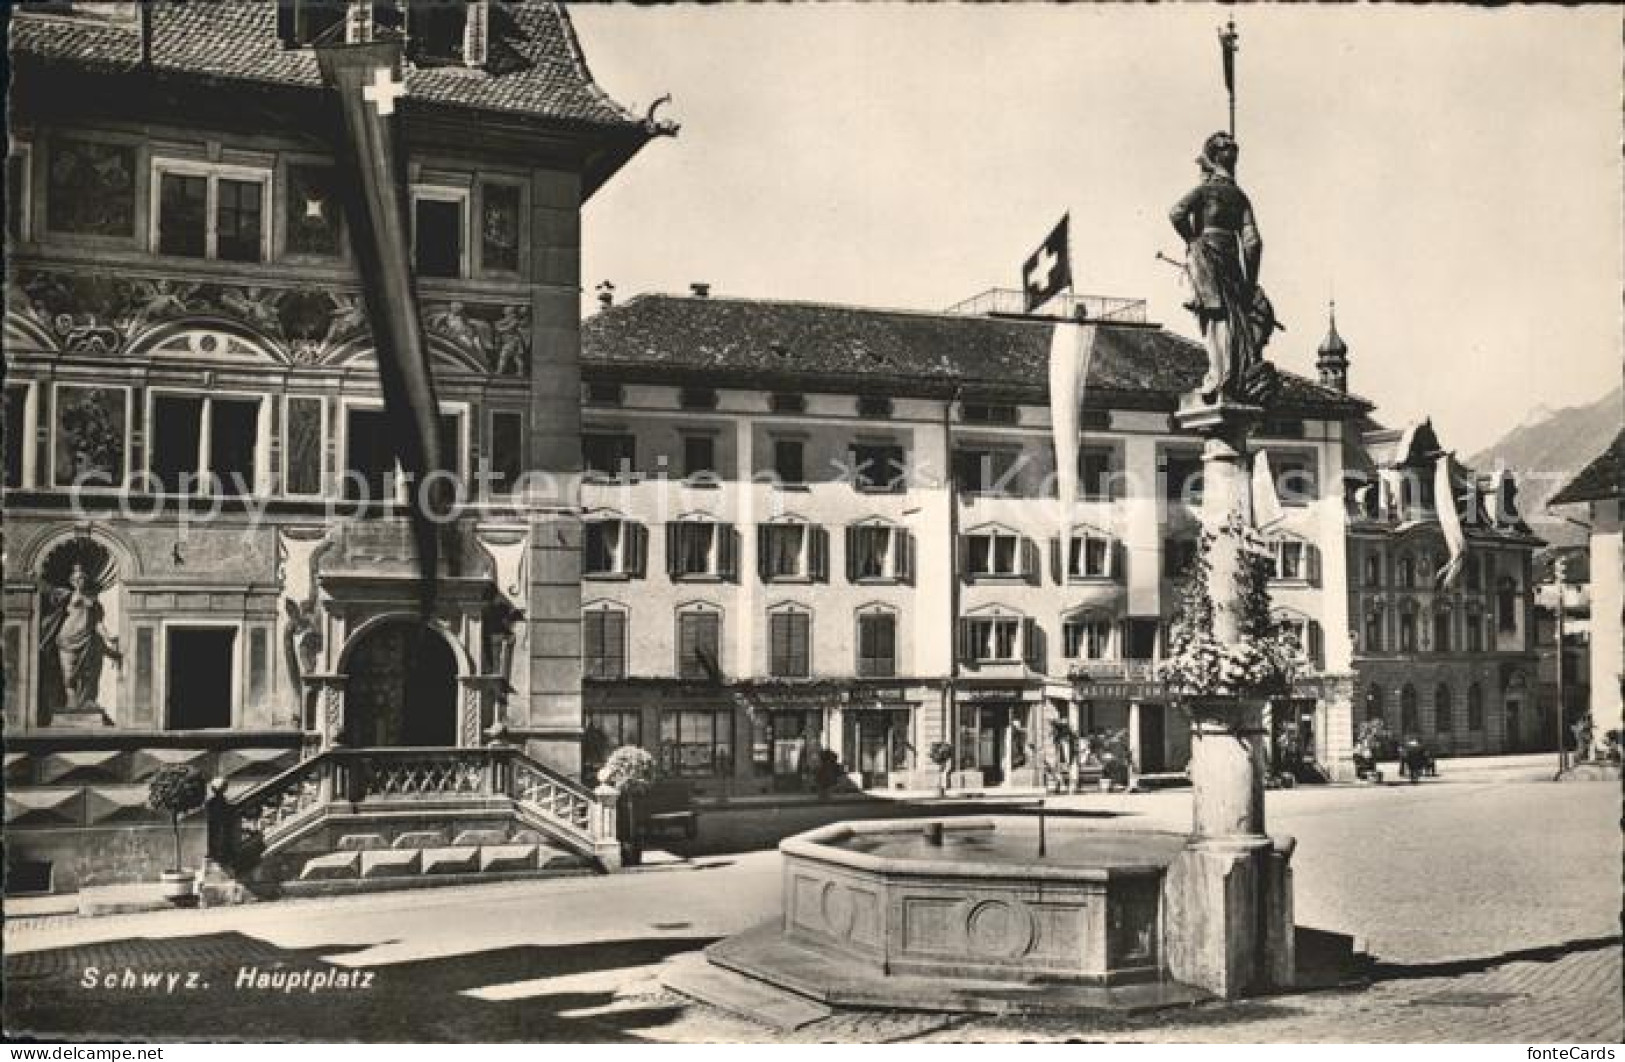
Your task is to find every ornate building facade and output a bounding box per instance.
[3,0,654,892]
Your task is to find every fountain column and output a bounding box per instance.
[1162,398,1293,999]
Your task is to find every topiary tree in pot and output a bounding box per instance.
[147,764,208,902]
[597,745,656,864]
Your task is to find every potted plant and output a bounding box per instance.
[927,741,954,795]
[147,764,207,904]
[598,745,656,866]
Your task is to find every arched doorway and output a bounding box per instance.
[343,620,459,747]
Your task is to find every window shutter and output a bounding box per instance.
[770,613,789,675]
[1049,537,1063,584]
[844,525,858,583]
[957,618,973,667]
[1022,617,1044,672]
[898,529,915,586]
[665,523,681,578]
[1309,620,1324,670]
[1307,543,1322,586]
[757,524,771,584]
[582,611,603,678]
[719,525,739,581]
[629,523,648,578]
[957,535,970,584]
[811,526,829,583]
[677,613,695,677]
[1023,537,1042,585]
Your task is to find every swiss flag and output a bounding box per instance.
[1022,214,1072,312]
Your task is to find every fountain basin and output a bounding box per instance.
[775,818,1185,986]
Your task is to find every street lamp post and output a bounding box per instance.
[1554,555,1568,776]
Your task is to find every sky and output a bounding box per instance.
[571,4,1622,455]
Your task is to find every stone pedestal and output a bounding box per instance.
[1163,397,1296,1000]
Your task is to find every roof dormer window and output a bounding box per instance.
[398,0,489,68]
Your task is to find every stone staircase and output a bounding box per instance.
[207,746,619,901]
[280,824,594,898]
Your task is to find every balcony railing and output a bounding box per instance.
[945,288,1148,324]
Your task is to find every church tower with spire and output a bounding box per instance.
[1316,300,1350,393]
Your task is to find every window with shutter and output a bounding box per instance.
[677,611,721,680]
[769,611,811,678]
[963,530,1023,579]
[856,613,897,678]
[582,609,627,680]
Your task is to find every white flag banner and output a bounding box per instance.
[1251,449,1285,531]
[1435,454,1466,588]
[1049,321,1100,569]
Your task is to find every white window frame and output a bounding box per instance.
[338,396,470,504]
[966,615,1023,664]
[410,184,471,280]
[149,158,273,263]
[584,518,633,578]
[6,380,39,488]
[965,528,1022,578]
[1065,527,1115,581]
[49,382,131,491]
[762,519,811,581]
[672,518,722,579]
[144,387,272,496]
[280,393,328,499]
[1062,613,1115,661]
[159,619,243,731]
[1274,538,1308,583]
[851,520,904,582]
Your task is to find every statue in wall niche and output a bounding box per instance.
[492,305,530,376]
[1168,131,1280,406]
[38,562,122,712]
[283,597,324,726]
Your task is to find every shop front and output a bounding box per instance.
[953,682,1044,788]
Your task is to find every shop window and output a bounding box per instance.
[768,610,811,679]
[582,431,635,481]
[675,610,722,680]
[153,163,270,263]
[759,522,828,583]
[411,188,467,278]
[659,709,733,779]
[148,393,263,495]
[847,523,911,583]
[47,138,136,237]
[667,521,737,581]
[585,710,641,776]
[166,628,236,730]
[582,608,627,681]
[850,442,905,493]
[856,612,897,678]
[584,520,647,579]
[753,710,821,784]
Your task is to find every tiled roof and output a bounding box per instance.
[9,2,641,130]
[581,294,1374,417]
[1550,428,1624,505]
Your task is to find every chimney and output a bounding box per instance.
[596,281,615,309]
[139,1,155,66]
[690,282,711,299]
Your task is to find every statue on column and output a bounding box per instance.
[38,562,121,712]
[1169,131,1280,406]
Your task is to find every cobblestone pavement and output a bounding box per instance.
[5,776,1619,1043]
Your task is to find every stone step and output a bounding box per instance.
[392,830,450,849]
[479,844,537,873]
[359,849,421,880]
[420,846,481,875]
[452,828,511,847]
[298,851,360,881]
[336,833,391,851]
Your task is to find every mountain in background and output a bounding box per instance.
[1466,385,1623,550]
